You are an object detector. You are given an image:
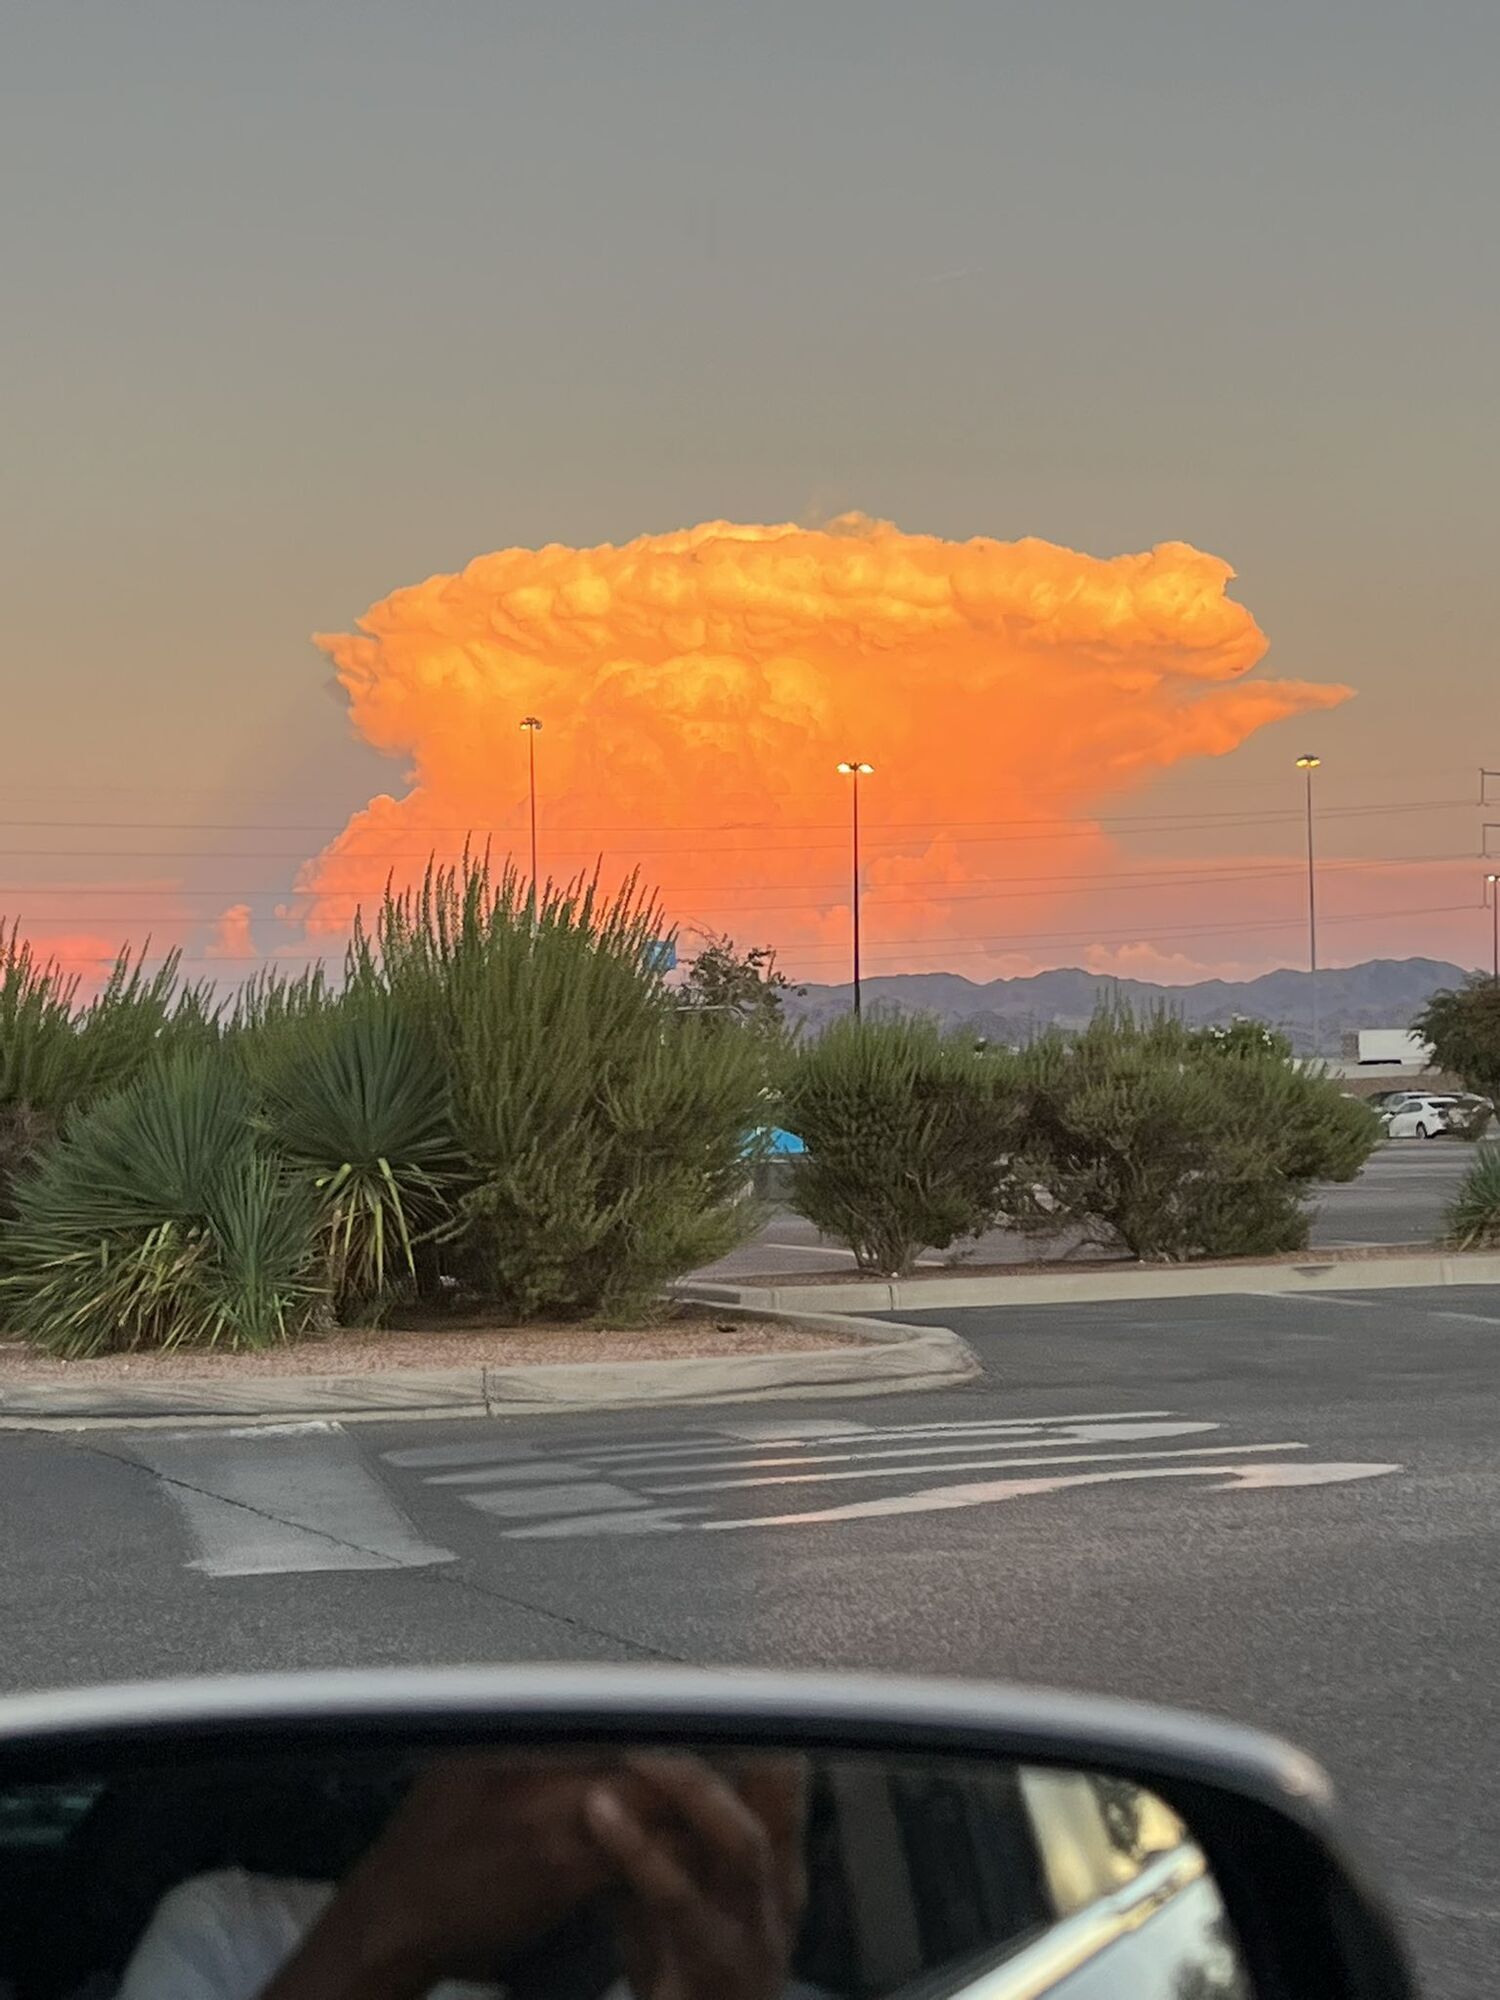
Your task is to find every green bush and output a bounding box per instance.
[251,1001,459,1322]
[1010,1009,1378,1261]
[1447,1143,1500,1248]
[352,858,764,1320]
[0,1057,325,1356]
[0,926,217,1217]
[1417,976,1500,1103]
[780,1015,1021,1275]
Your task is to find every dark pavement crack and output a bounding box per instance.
[57,1432,683,1665]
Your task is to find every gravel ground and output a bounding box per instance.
[0,1314,854,1381]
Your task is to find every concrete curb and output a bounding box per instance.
[679,1248,1500,1315]
[0,1305,980,1425]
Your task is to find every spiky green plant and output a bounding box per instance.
[251,1002,458,1321]
[0,925,221,1217]
[1447,1144,1500,1249]
[0,1057,324,1356]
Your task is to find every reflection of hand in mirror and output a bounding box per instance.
[586,1755,807,2000]
[255,1757,629,1997]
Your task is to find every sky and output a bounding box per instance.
[4,0,1498,991]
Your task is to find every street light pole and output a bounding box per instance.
[519,716,542,900]
[1296,755,1321,1057]
[1487,873,1499,983]
[837,760,874,1017]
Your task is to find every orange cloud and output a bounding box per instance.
[296,517,1349,965]
[205,904,257,961]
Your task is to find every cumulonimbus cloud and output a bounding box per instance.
[294,516,1349,971]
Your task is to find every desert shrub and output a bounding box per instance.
[0,1056,324,1356]
[781,1015,1021,1275]
[250,999,459,1322]
[0,926,218,1217]
[350,858,764,1320]
[1447,1143,1500,1248]
[1011,1009,1379,1261]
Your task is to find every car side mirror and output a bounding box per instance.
[0,1668,1413,2000]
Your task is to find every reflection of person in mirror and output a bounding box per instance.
[114,1753,807,2000]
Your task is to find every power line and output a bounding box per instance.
[0,795,1469,840]
[781,900,1481,965]
[0,799,1471,866]
[38,895,1481,973]
[2,852,1475,925]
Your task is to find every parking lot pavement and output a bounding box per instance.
[2,1281,1495,1994]
[695,1139,1476,1280]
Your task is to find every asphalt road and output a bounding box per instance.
[2,1280,1496,1996]
[696,1138,1474,1280]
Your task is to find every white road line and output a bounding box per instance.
[581,1412,1177,1466]
[710,1418,879,1442]
[510,1506,703,1538]
[701,1460,1401,1531]
[1251,1292,1380,1309]
[647,1440,1304,1496]
[1431,1311,1500,1326]
[577,1420,1222,1485]
[462,1481,645,1519]
[128,1423,455,1576]
[433,1462,605,1487]
[383,1442,550,1470]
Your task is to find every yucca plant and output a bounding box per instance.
[251,1001,458,1321]
[1447,1144,1500,1249]
[0,1056,324,1356]
[0,925,221,1218]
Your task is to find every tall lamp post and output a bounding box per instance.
[837,760,874,1017]
[1296,755,1321,1057]
[1487,872,1499,983]
[519,716,543,899]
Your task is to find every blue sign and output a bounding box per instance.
[647,938,677,972]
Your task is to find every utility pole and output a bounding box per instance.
[1296,755,1320,1057]
[519,716,542,900]
[1488,873,1499,983]
[837,760,874,1017]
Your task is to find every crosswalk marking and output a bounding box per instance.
[127,1422,455,1576]
[643,1440,1307,1496]
[697,1459,1403,1532]
[390,1409,1401,1541]
[463,1480,645,1519]
[423,1419,1219,1488]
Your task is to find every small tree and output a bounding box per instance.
[781,1016,1020,1275]
[676,931,801,1034]
[1416,976,1500,1102]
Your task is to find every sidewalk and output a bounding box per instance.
[681,1246,1500,1315]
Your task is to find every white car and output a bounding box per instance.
[1381,1095,1454,1139]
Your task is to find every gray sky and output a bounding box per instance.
[4,1,1497,975]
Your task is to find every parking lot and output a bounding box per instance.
[696,1138,1476,1281]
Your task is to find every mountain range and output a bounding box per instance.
[783,956,1471,1052]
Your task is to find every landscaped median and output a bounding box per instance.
[0,1305,980,1425]
[681,1244,1500,1315]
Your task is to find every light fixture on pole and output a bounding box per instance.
[519,716,543,898]
[1296,755,1321,1057]
[837,760,874,1017]
[1487,872,1499,983]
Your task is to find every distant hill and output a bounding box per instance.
[783,956,1470,1053]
